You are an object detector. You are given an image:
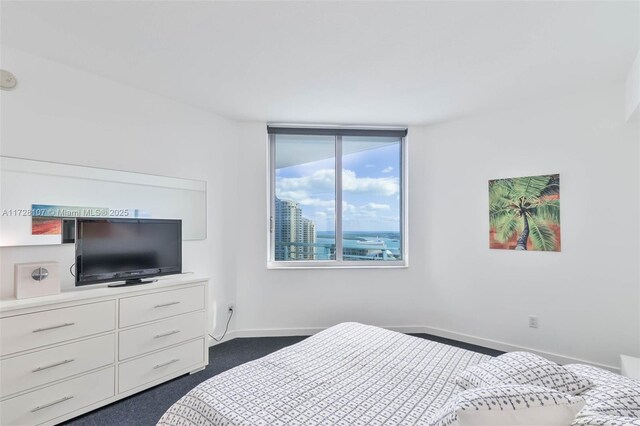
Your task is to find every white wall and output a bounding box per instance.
[0,48,239,336]
[626,49,640,122]
[415,85,639,370]
[233,85,639,370]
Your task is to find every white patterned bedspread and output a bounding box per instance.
[158,322,491,426]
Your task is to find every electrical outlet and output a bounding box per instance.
[528,315,538,328]
[228,304,234,313]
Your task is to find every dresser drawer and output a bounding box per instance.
[0,367,114,426]
[1,334,115,397]
[118,339,204,393]
[0,301,116,356]
[119,285,204,327]
[119,311,204,360]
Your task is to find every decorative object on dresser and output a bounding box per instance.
[0,275,209,426]
[14,261,61,300]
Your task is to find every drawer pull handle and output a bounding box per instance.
[31,395,74,412]
[32,322,75,333]
[154,301,180,308]
[153,358,180,369]
[154,330,180,338]
[32,359,75,372]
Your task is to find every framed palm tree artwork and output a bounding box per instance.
[489,174,561,251]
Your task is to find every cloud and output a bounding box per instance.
[277,192,335,208]
[301,198,335,208]
[342,170,399,196]
[382,166,393,173]
[276,169,399,206]
[361,203,390,210]
[276,169,334,194]
[342,202,394,222]
[342,201,356,214]
[277,190,309,201]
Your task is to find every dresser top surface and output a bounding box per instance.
[0,274,208,314]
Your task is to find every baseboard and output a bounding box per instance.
[416,325,620,373]
[229,325,430,338]
[225,323,620,373]
[208,330,238,346]
[232,326,325,338]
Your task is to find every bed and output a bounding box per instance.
[158,322,491,425]
[158,322,640,426]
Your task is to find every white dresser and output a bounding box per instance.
[0,275,209,426]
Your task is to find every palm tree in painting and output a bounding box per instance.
[489,174,560,251]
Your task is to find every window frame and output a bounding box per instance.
[267,125,409,269]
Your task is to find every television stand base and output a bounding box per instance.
[108,278,158,287]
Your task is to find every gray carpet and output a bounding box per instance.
[63,334,502,426]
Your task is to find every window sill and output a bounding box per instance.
[267,261,409,270]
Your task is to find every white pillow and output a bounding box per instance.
[565,363,639,389]
[565,364,640,425]
[571,414,640,425]
[429,385,585,426]
[577,383,640,418]
[455,352,593,395]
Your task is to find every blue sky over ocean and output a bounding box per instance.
[276,142,400,233]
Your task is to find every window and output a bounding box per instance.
[268,126,407,267]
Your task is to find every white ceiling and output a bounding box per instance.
[1,1,639,125]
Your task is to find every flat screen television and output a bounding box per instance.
[75,218,182,286]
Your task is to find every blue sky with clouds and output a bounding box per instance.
[276,143,400,233]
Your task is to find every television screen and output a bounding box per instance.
[75,218,182,286]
